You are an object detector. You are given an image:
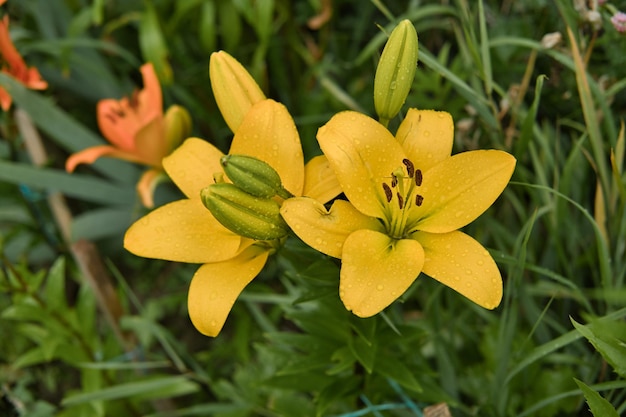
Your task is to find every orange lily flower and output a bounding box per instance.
[0,15,47,111]
[66,63,190,207]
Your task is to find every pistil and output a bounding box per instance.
[379,158,425,238]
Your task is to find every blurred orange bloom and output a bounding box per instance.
[66,63,190,207]
[0,15,47,110]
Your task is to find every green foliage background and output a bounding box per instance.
[1,0,626,416]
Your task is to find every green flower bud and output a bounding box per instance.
[201,183,289,240]
[221,154,293,199]
[374,20,418,126]
[163,105,192,152]
[210,51,266,133]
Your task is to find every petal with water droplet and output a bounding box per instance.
[188,245,269,336]
[340,229,424,317]
[124,199,241,263]
[413,230,502,309]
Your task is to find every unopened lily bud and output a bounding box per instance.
[210,51,266,132]
[201,183,289,240]
[221,154,293,199]
[374,20,418,126]
[163,105,192,152]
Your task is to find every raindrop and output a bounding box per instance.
[377,284,384,291]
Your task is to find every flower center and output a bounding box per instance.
[380,158,424,239]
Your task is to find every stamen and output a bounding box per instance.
[391,174,398,188]
[112,107,125,117]
[130,90,140,109]
[402,159,415,178]
[415,169,423,186]
[415,194,424,206]
[397,193,404,209]
[105,113,117,124]
[382,183,393,202]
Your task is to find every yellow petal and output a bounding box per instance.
[162,137,224,200]
[317,111,406,218]
[188,245,269,337]
[413,230,502,309]
[229,99,304,196]
[302,155,342,204]
[395,109,453,172]
[412,150,516,233]
[340,229,424,317]
[210,51,266,133]
[136,168,167,208]
[124,199,241,263]
[280,197,381,258]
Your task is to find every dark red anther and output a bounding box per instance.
[382,183,393,202]
[415,194,424,206]
[402,159,415,178]
[397,193,404,209]
[415,169,423,186]
[391,174,398,188]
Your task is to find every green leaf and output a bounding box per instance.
[0,161,135,205]
[199,1,217,53]
[572,318,626,378]
[315,377,360,417]
[44,257,67,312]
[375,354,422,393]
[0,73,138,183]
[139,2,172,85]
[61,376,198,405]
[574,379,620,417]
[516,75,546,157]
[71,207,133,241]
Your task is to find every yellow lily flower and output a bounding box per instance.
[124,98,341,337]
[281,109,516,317]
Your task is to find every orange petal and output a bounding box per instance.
[132,115,167,167]
[340,229,424,317]
[229,99,304,196]
[97,63,162,150]
[0,86,12,111]
[136,168,167,208]
[124,198,241,263]
[0,16,27,79]
[411,150,516,233]
[97,99,140,150]
[65,145,151,172]
[302,155,342,204]
[137,63,162,116]
[162,137,224,200]
[188,245,269,336]
[395,109,453,172]
[414,230,502,309]
[317,111,406,219]
[280,197,381,258]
